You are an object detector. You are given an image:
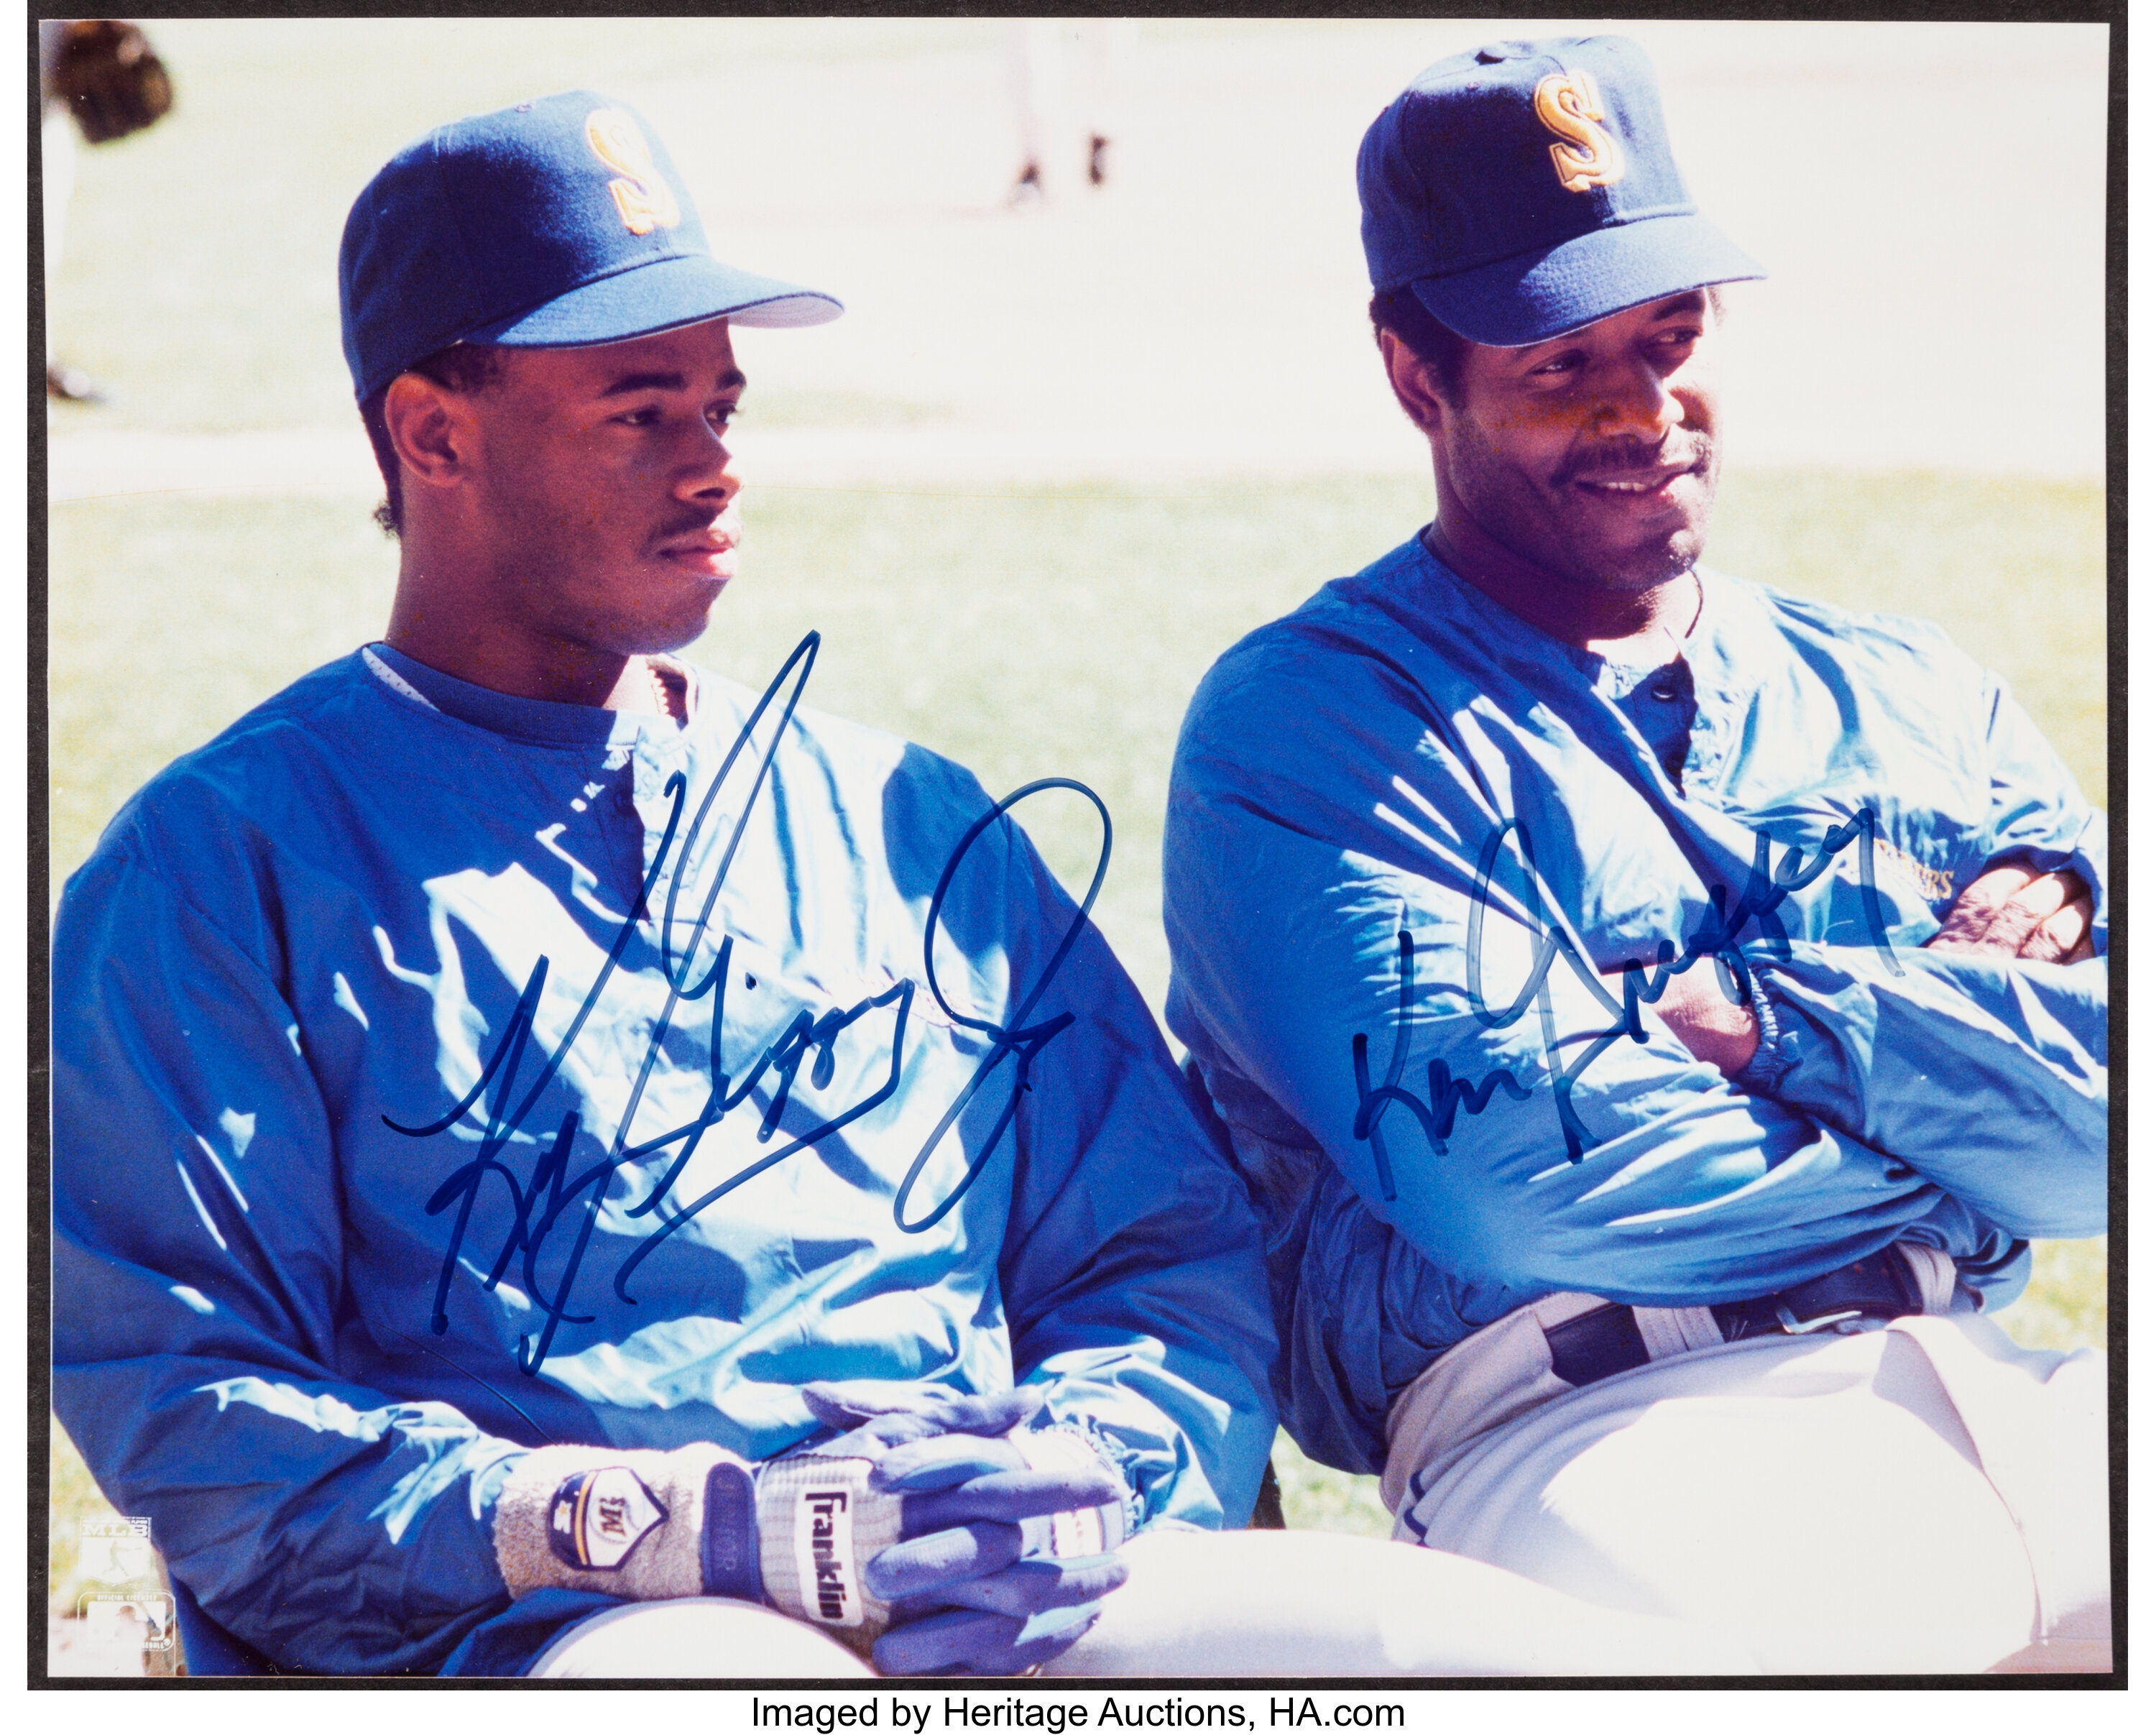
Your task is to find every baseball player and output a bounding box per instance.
[1160,37,2110,1674]
[50,89,1282,1680]
[1005,18,1133,203]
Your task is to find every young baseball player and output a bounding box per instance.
[1161,37,2110,1674]
[48,89,1284,1680]
[53,86,1763,1683]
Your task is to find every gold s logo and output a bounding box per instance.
[585,109,681,236]
[1534,70,1623,194]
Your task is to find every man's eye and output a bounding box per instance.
[1529,354,1582,378]
[707,404,739,429]
[615,406,662,426]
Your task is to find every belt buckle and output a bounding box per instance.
[1772,1302,1876,1337]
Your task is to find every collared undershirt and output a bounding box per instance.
[1608,653,1699,783]
[363,643,686,743]
[1603,574,1705,785]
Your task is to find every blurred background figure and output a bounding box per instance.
[1006,17,1135,205]
[42,17,175,403]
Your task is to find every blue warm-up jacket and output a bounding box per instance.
[1163,538,2107,1474]
[53,642,1278,1675]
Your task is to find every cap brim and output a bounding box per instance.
[465,251,842,349]
[1410,213,1764,349]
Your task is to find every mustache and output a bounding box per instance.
[650,509,737,545]
[1557,436,1711,487]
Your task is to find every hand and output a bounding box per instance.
[801,1381,1130,1677]
[801,1378,1044,1450]
[1926,864,2095,964]
[498,1383,1128,1674]
[1612,958,1759,1078]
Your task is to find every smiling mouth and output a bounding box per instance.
[1570,460,1697,497]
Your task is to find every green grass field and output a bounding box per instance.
[47,469,2109,1570]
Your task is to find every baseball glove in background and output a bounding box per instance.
[52,21,174,146]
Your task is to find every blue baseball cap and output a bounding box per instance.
[339,91,842,400]
[1358,36,1763,348]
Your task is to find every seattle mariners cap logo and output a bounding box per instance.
[1355,35,1764,347]
[1534,70,1623,193]
[337,90,842,402]
[585,108,681,236]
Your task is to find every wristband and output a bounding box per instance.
[494,1442,739,1604]
[1010,1426,1129,1559]
[493,1439,908,1660]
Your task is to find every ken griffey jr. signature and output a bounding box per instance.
[382,630,1110,1374]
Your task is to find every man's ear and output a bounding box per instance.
[382,373,479,496]
[1378,329,1446,436]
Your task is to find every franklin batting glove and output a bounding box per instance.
[866,1426,1130,1676]
[796,1381,1132,1677]
[491,1381,1123,1665]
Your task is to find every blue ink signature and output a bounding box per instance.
[382,630,1111,1372]
[1352,929,1531,1202]
[1352,805,1901,1192]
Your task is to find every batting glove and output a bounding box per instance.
[800,1381,1132,1676]
[490,1379,1127,1670]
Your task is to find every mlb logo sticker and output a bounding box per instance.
[547,1465,667,1571]
[79,1591,176,1654]
[77,1516,157,1585]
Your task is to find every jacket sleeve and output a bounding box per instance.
[1737,948,2104,1237]
[937,809,1279,1534]
[1735,678,2107,1236]
[52,842,528,1675]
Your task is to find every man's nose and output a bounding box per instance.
[1590,356,1684,442]
[678,421,740,505]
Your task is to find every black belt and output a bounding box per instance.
[1543,1251,1927,1389]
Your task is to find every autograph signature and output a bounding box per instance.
[1353,805,1901,1194]
[382,630,1111,1373]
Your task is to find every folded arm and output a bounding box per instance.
[1647,682,2107,1237]
[1166,789,1953,1307]
[1160,661,2087,1306]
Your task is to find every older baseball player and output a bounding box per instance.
[1161,37,2109,1675]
